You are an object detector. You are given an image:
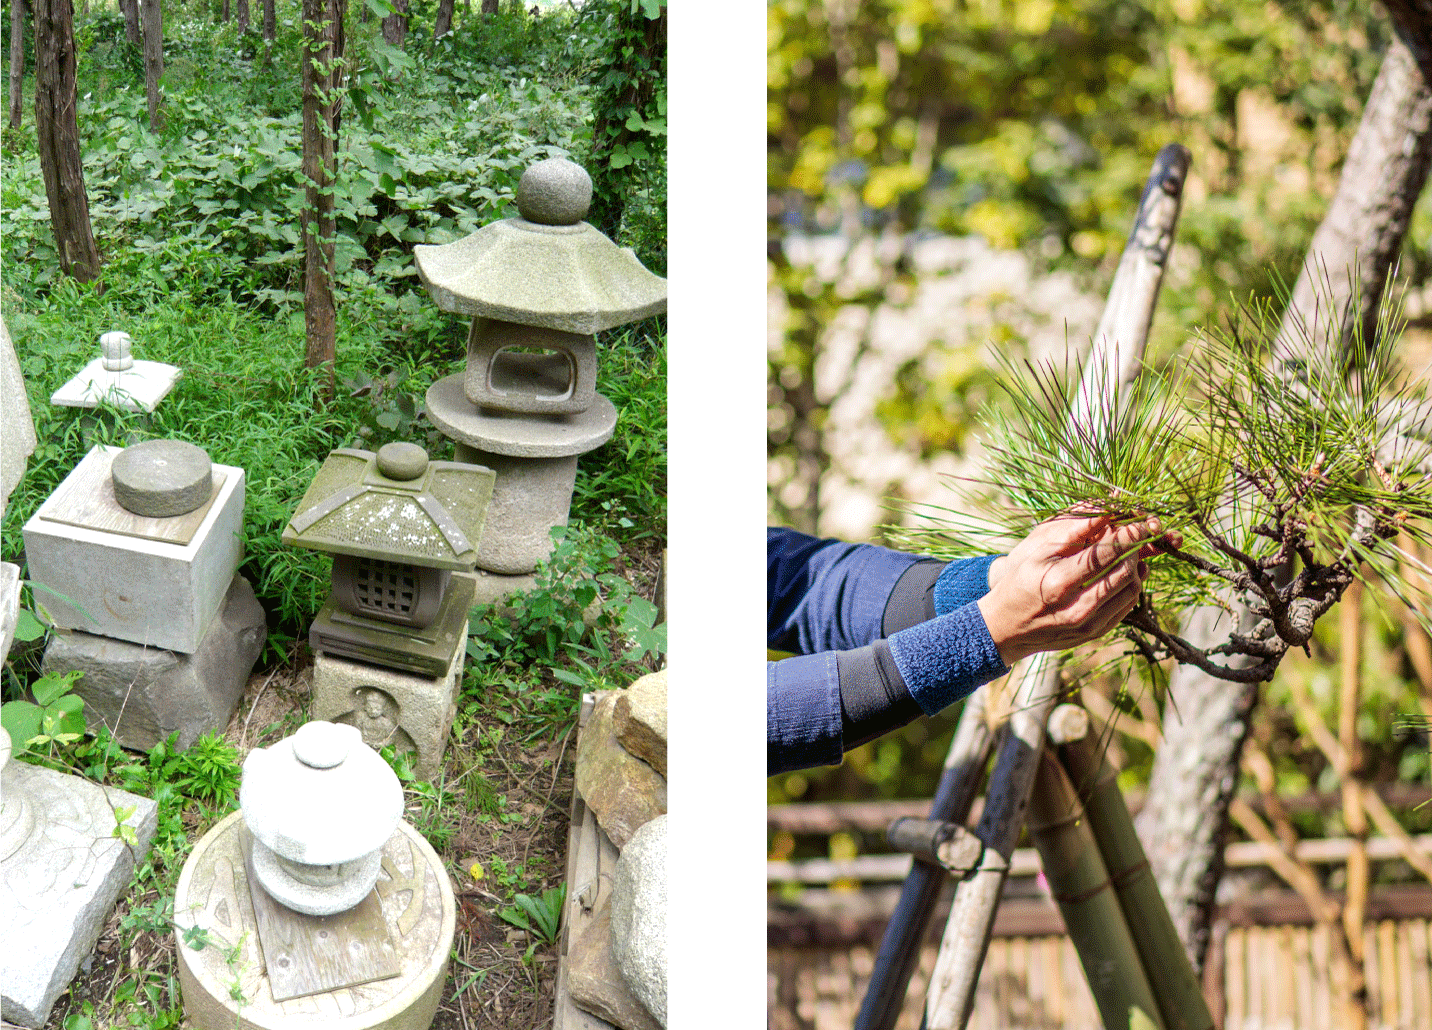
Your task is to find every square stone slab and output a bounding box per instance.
[50,357,181,413]
[23,446,245,654]
[0,763,157,1028]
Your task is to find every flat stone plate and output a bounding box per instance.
[50,358,182,413]
[173,811,454,1030]
[426,374,617,458]
[240,826,400,1003]
[37,446,227,546]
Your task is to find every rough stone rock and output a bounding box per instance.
[110,439,212,517]
[516,157,592,226]
[574,692,665,849]
[567,900,661,1030]
[41,575,266,751]
[611,814,667,1027]
[0,316,36,514]
[614,669,667,777]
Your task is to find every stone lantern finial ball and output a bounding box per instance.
[516,158,592,226]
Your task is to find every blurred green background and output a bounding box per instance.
[765,0,1432,839]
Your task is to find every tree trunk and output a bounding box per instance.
[1136,31,1432,977]
[481,0,496,15]
[221,0,229,22]
[301,0,344,395]
[433,0,454,40]
[119,0,141,46]
[587,1,666,240]
[9,0,26,129]
[382,0,406,47]
[32,0,101,282]
[261,0,274,43]
[236,0,249,34]
[140,0,162,132]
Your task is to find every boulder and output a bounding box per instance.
[566,900,661,1030]
[611,814,667,1027]
[614,669,667,777]
[575,692,665,849]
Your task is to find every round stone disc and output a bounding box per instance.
[112,440,212,517]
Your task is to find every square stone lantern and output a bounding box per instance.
[282,443,496,676]
[413,157,667,581]
[50,331,182,413]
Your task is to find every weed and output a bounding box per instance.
[497,883,566,950]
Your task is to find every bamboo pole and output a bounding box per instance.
[853,682,997,1030]
[1057,713,1215,1030]
[1340,578,1371,1030]
[923,143,1191,1030]
[1028,742,1164,1028]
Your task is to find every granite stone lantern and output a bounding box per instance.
[284,442,495,779]
[415,157,666,592]
[173,720,455,1030]
[50,331,182,413]
[22,439,266,751]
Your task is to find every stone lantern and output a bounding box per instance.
[50,331,182,413]
[415,157,666,592]
[284,442,495,780]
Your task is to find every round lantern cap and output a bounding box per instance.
[517,158,592,226]
[376,441,429,481]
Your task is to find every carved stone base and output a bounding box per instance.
[173,811,454,1030]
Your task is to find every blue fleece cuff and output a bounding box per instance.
[932,554,1001,616]
[767,653,844,774]
[887,601,1010,716]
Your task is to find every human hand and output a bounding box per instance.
[977,513,1181,666]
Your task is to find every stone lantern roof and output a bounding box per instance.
[413,157,667,336]
[282,443,494,572]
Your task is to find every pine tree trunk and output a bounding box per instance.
[301,0,344,396]
[140,0,162,132]
[433,0,454,39]
[32,0,101,282]
[382,0,406,47]
[236,0,249,34]
[9,0,26,129]
[481,0,496,15]
[119,0,140,46]
[1136,31,1432,976]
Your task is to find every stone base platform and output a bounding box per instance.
[42,575,267,752]
[173,811,455,1030]
[0,763,157,1028]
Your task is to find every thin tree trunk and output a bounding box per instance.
[382,0,406,47]
[261,0,274,61]
[1137,33,1432,977]
[236,0,249,34]
[140,0,162,132]
[433,0,454,39]
[32,0,101,282]
[9,0,26,129]
[221,0,229,22]
[301,0,344,396]
[119,0,140,46]
[481,0,496,15]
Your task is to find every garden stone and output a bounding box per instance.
[111,439,213,517]
[0,743,157,1029]
[23,445,245,654]
[40,575,266,752]
[463,318,598,416]
[0,564,20,667]
[611,814,666,1028]
[574,692,665,849]
[614,669,667,777]
[173,810,454,1030]
[0,316,36,514]
[309,635,465,782]
[516,157,592,226]
[50,331,182,413]
[567,900,661,1030]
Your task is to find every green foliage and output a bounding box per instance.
[1,669,86,754]
[497,883,566,947]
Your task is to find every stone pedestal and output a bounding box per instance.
[309,630,464,783]
[41,575,267,751]
[0,759,157,1028]
[0,562,20,665]
[173,811,454,1030]
[426,374,615,574]
[23,446,245,653]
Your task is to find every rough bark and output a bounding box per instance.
[9,0,26,129]
[119,0,140,45]
[433,0,454,39]
[236,0,248,34]
[481,0,497,15]
[32,0,101,282]
[140,0,162,132]
[1137,32,1432,977]
[300,0,344,395]
[382,0,406,47]
[261,0,275,57]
